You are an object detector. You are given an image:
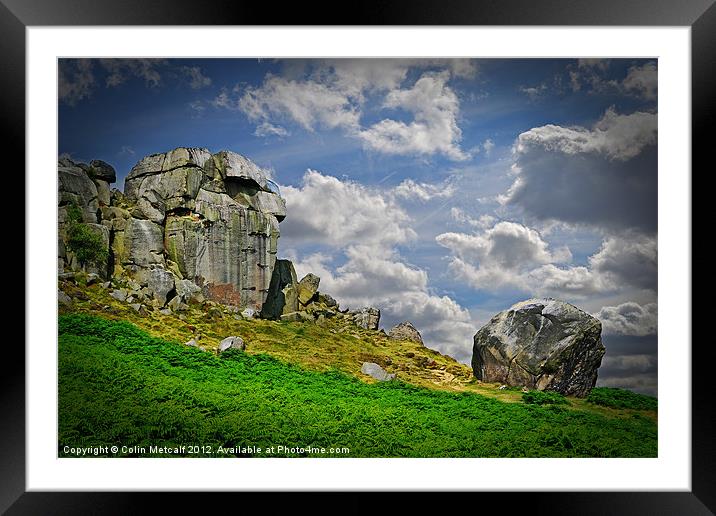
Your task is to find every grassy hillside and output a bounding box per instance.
[57,282,658,457]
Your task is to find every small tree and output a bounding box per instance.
[64,202,108,269]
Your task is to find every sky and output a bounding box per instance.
[58,58,658,395]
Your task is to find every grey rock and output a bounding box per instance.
[110,289,127,302]
[58,163,99,223]
[167,296,189,312]
[58,290,72,306]
[93,179,111,207]
[351,307,381,330]
[160,308,172,316]
[280,311,313,323]
[143,268,175,305]
[175,279,202,303]
[88,160,117,183]
[185,338,199,347]
[121,218,164,267]
[261,259,299,319]
[241,308,256,319]
[297,273,320,306]
[388,321,423,344]
[218,336,246,353]
[86,273,101,285]
[472,298,605,397]
[317,292,338,309]
[361,362,396,382]
[207,150,270,191]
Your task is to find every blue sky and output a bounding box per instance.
[59,58,658,394]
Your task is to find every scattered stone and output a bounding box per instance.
[86,273,101,285]
[218,336,246,353]
[499,385,507,390]
[101,281,111,289]
[159,308,172,316]
[110,289,127,302]
[58,290,72,307]
[185,339,199,347]
[167,296,189,312]
[388,321,423,344]
[317,292,338,309]
[297,273,320,305]
[145,267,175,305]
[351,307,380,330]
[361,362,396,382]
[280,311,313,323]
[472,298,605,397]
[241,308,256,319]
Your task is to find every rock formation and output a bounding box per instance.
[349,307,381,330]
[361,362,396,382]
[58,147,389,334]
[388,321,423,344]
[58,147,285,312]
[471,298,605,397]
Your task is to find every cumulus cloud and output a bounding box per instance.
[589,233,657,290]
[59,59,95,106]
[622,62,657,100]
[437,219,655,298]
[595,302,658,336]
[358,71,468,160]
[239,74,361,132]
[505,107,657,232]
[222,60,474,160]
[450,208,496,230]
[393,178,456,202]
[280,170,415,249]
[281,169,476,361]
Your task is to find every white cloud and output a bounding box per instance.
[450,208,496,230]
[482,138,495,156]
[254,122,289,138]
[437,219,656,298]
[577,58,610,71]
[437,221,570,271]
[227,61,474,160]
[359,71,468,160]
[280,170,415,249]
[393,179,456,202]
[595,302,658,336]
[622,62,657,100]
[59,59,95,106]
[505,107,658,232]
[282,169,476,362]
[239,74,361,132]
[181,66,212,89]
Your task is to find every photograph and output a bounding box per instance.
[56,57,658,459]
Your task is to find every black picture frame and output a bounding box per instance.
[6,0,710,512]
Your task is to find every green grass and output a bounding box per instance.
[58,314,657,458]
[586,387,658,411]
[522,390,567,405]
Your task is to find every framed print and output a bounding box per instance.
[7,0,711,512]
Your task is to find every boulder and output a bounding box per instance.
[58,162,99,223]
[218,336,246,353]
[317,292,338,309]
[185,338,199,347]
[388,321,423,344]
[261,259,299,319]
[297,273,320,305]
[144,268,175,305]
[471,298,605,397]
[351,307,380,330]
[280,311,312,323]
[58,290,72,307]
[361,362,396,382]
[87,160,117,183]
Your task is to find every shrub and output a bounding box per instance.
[586,387,657,411]
[64,202,107,268]
[522,390,567,405]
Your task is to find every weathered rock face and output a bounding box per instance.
[296,273,320,305]
[350,307,381,330]
[472,298,605,397]
[261,259,299,319]
[58,147,287,311]
[388,321,423,344]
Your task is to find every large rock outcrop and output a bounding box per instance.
[58,147,287,311]
[471,298,605,397]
